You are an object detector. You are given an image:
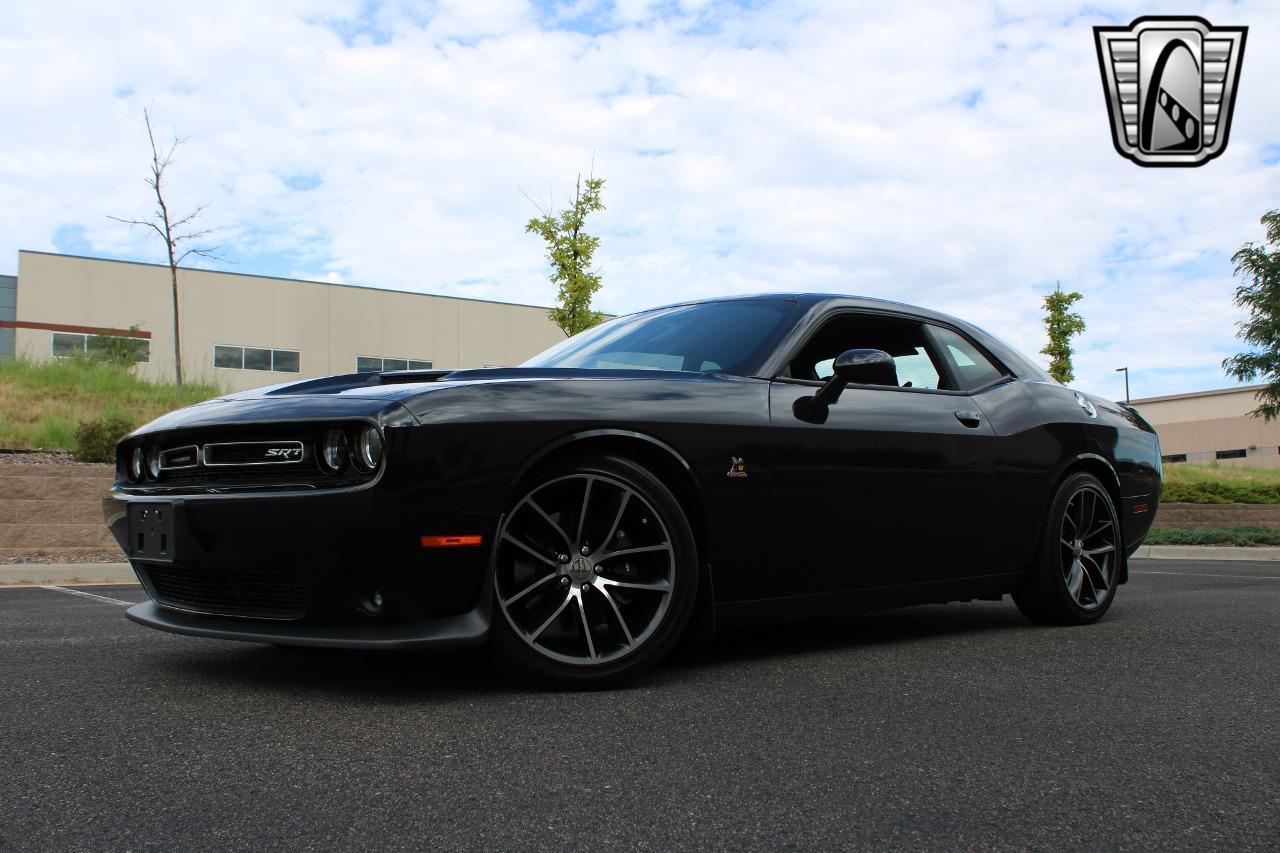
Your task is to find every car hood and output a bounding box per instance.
[132,368,721,437]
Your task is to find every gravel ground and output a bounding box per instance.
[0,550,124,565]
[1,558,1276,850]
[0,449,80,465]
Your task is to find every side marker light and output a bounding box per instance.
[421,535,484,548]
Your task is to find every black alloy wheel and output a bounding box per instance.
[489,454,698,687]
[1014,471,1122,625]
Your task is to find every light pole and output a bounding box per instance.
[1115,366,1129,402]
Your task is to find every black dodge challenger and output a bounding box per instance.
[105,294,1162,686]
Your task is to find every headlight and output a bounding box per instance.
[129,447,145,482]
[354,426,383,471]
[319,429,347,473]
[146,446,162,480]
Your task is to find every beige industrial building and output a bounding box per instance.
[2,251,566,391]
[1131,385,1280,468]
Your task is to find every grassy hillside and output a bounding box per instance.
[0,357,220,451]
[1162,462,1280,504]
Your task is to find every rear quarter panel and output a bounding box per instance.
[973,380,1161,572]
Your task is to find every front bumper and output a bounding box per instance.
[125,599,489,649]
[104,480,500,649]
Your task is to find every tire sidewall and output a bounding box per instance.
[488,453,699,688]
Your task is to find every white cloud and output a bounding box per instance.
[0,0,1278,401]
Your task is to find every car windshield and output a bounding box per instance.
[521,300,797,377]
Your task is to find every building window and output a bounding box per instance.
[355,356,432,373]
[1161,453,1187,464]
[52,331,150,363]
[213,344,300,373]
[1215,448,1247,460]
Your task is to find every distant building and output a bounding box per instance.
[1,251,565,391]
[1131,385,1280,468]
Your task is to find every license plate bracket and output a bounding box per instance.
[128,502,176,563]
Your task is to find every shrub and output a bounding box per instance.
[73,416,136,463]
[1145,526,1280,546]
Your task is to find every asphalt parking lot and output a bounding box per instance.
[2,559,1277,851]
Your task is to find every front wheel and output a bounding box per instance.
[488,454,698,688]
[1014,472,1122,625]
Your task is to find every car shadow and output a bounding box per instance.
[143,600,1033,699]
[663,600,1031,674]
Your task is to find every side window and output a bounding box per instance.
[788,314,947,390]
[930,326,1005,391]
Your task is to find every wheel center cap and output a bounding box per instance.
[568,556,594,577]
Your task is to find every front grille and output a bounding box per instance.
[119,423,377,493]
[140,563,307,620]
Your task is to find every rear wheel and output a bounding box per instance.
[489,454,698,688]
[1014,472,1121,625]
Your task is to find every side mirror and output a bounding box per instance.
[814,349,897,405]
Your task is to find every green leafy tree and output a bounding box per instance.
[525,175,607,337]
[1041,283,1086,384]
[1223,210,1280,421]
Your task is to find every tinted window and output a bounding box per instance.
[272,349,300,373]
[52,332,86,357]
[522,301,796,377]
[408,359,433,370]
[930,326,1004,391]
[382,358,408,372]
[243,347,272,371]
[356,356,382,373]
[214,345,243,369]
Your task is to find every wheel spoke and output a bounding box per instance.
[525,497,572,550]
[501,533,561,570]
[601,490,632,552]
[596,584,635,646]
[1079,561,1099,604]
[601,577,672,593]
[575,477,594,546]
[577,593,597,659]
[528,594,573,641]
[1062,504,1079,533]
[601,544,672,560]
[1086,518,1114,539]
[502,572,557,608]
[1084,544,1115,557]
[1065,558,1084,600]
[1061,538,1075,550]
[1081,552,1110,588]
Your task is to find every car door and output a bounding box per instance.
[764,311,997,597]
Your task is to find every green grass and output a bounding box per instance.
[1161,462,1280,504]
[0,356,221,451]
[1146,526,1280,546]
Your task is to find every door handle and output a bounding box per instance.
[954,410,982,428]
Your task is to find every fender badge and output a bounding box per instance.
[726,457,747,478]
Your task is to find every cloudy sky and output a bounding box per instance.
[2,0,1278,400]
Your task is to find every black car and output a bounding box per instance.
[105,294,1162,686]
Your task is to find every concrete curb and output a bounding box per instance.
[0,563,137,586]
[1135,545,1280,562]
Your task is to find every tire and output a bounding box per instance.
[488,453,699,688]
[1014,472,1122,626]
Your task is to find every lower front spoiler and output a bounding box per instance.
[125,601,491,650]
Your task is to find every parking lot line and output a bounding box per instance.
[1131,570,1280,581]
[42,585,134,607]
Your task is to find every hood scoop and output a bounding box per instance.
[377,369,455,385]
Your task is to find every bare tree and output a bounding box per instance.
[109,109,223,385]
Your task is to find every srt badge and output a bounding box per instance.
[1094,16,1246,167]
[726,457,747,478]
